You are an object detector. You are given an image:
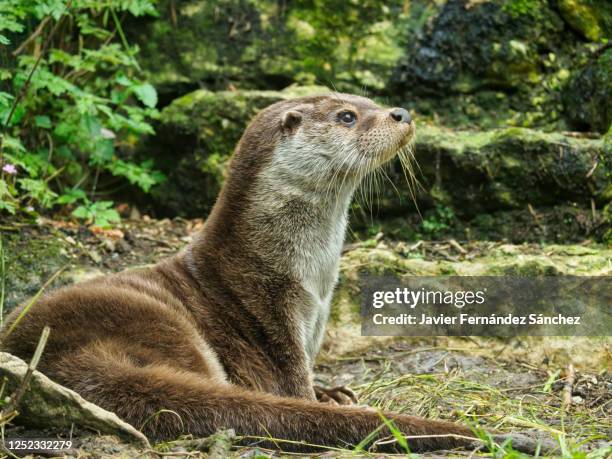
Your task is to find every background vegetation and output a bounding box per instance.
[0,0,610,236]
[1,0,164,227]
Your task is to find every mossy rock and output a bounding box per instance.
[388,0,596,131]
[391,0,566,94]
[1,228,70,313]
[563,48,612,133]
[126,0,411,96]
[556,0,612,42]
[360,126,608,225]
[360,204,607,244]
[339,242,612,279]
[409,126,609,216]
[125,0,272,92]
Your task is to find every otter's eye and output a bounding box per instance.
[338,111,357,126]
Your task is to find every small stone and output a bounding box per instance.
[101,239,116,253]
[571,395,584,404]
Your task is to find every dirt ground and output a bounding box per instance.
[1,217,610,458]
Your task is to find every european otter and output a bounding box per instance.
[2,94,548,454]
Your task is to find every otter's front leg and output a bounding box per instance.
[277,368,317,400]
[265,342,318,401]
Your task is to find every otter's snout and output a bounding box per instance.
[389,107,412,124]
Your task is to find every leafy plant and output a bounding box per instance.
[0,0,164,227]
[421,204,456,237]
[72,200,120,228]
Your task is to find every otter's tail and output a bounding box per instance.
[50,348,549,454]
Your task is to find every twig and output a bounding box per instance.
[235,434,346,452]
[12,17,51,56]
[563,364,575,409]
[375,432,483,446]
[448,238,467,255]
[585,156,599,178]
[110,8,140,71]
[527,203,544,230]
[1,326,50,418]
[409,240,423,251]
[144,451,188,457]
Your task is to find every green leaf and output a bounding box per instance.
[89,139,115,165]
[2,135,25,153]
[3,0,160,214]
[34,0,67,20]
[0,199,17,215]
[72,201,120,228]
[2,104,25,126]
[71,205,91,220]
[116,74,133,87]
[82,114,102,137]
[56,188,87,205]
[0,68,12,80]
[121,0,158,17]
[35,115,52,129]
[106,159,165,192]
[0,179,17,214]
[21,67,77,96]
[17,178,57,208]
[133,83,157,108]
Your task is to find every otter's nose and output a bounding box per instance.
[390,108,412,124]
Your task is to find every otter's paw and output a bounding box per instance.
[314,385,358,405]
[492,430,560,456]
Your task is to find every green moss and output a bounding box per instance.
[489,258,561,276]
[409,125,609,219]
[340,242,611,280]
[1,230,69,313]
[502,0,547,19]
[557,0,612,42]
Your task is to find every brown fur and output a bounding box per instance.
[1,95,539,454]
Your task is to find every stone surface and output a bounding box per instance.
[325,240,611,367]
[127,0,407,96]
[1,228,70,313]
[0,352,149,446]
[392,0,564,94]
[563,48,612,133]
[412,126,609,215]
[123,0,609,133]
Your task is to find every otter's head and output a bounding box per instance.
[230,93,415,197]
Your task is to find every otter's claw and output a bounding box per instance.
[314,385,358,405]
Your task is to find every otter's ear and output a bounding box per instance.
[281,110,302,132]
